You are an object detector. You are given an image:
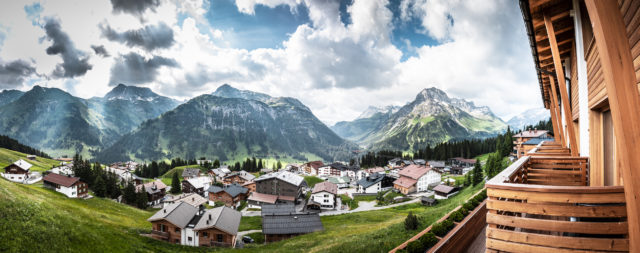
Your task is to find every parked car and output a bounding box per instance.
[242,236,254,243]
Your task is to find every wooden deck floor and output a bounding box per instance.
[465,225,486,253]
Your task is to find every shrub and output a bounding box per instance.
[459,207,469,216]
[406,240,423,253]
[431,220,454,237]
[474,194,485,203]
[405,212,419,230]
[470,198,479,207]
[463,202,474,210]
[419,232,439,250]
[449,210,464,222]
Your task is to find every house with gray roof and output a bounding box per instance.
[182,168,201,179]
[255,171,306,200]
[148,202,241,248]
[207,183,249,207]
[357,173,395,194]
[262,211,324,243]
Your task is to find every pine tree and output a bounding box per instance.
[137,186,148,209]
[277,161,282,170]
[170,171,181,194]
[94,175,107,198]
[123,181,137,204]
[213,159,220,168]
[472,162,483,186]
[404,212,419,230]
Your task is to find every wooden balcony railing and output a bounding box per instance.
[150,230,169,239]
[485,153,629,252]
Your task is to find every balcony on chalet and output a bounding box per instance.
[150,230,169,240]
[483,142,629,252]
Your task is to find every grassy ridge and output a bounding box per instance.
[0,148,61,172]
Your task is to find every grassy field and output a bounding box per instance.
[303,176,324,188]
[0,148,62,172]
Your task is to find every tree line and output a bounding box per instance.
[72,154,149,209]
[0,135,51,158]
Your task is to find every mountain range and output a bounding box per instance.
[96,84,356,162]
[331,87,508,151]
[0,84,179,157]
[506,107,549,130]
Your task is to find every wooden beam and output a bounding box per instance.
[548,77,565,146]
[535,26,572,42]
[538,38,572,52]
[539,47,572,61]
[534,11,570,30]
[585,0,640,251]
[545,15,578,156]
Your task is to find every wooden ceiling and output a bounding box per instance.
[524,0,575,109]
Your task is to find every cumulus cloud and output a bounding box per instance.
[100,22,175,51]
[0,60,36,88]
[43,18,92,78]
[91,45,110,57]
[109,52,178,85]
[110,0,161,16]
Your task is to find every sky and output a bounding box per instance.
[0,0,542,125]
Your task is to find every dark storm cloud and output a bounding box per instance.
[43,18,92,78]
[100,22,175,51]
[0,60,36,88]
[91,45,110,57]
[110,0,161,15]
[109,52,178,85]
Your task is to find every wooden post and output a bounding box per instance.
[585,0,640,250]
[544,15,578,156]
[548,77,565,146]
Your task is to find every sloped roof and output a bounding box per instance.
[136,180,167,194]
[261,203,295,216]
[305,161,324,169]
[327,176,349,184]
[194,206,241,235]
[433,184,456,194]
[262,213,324,235]
[164,193,207,207]
[398,165,430,180]
[207,183,248,198]
[255,171,304,187]
[43,173,80,187]
[182,168,201,178]
[357,173,386,189]
[186,177,211,189]
[225,170,255,181]
[11,159,33,171]
[364,167,385,174]
[312,181,337,195]
[147,202,198,228]
[428,161,446,168]
[523,137,555,145]
[393,177,417,188]
[248,192,278,204]
[451,157,477,164]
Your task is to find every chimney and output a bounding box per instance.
[209,214,211,220]
[163,209,166,213]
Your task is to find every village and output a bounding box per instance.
[0,150,495,248]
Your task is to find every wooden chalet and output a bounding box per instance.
[137,180,167,206]
[42,173,88,198]
[2,159,32,182]
[401,1,640,252]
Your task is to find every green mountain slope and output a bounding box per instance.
[339,87,507,151]
[98,85,357,163]
[331,106,399,142]
[0,148,60,172]
[0,84,178,158]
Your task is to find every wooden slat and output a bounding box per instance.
[545,15,579,156]
[528,164,585,169]
[586,1,640,251]
[487,213,628,234]
[527,169,582,175]
[487,188,626,203]
[487,227,629,251]
[487,238,617,253]
[487,199,627,217]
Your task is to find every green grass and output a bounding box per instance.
[160,165,205,180]
[239,216,262,231]
[304,176,324,188]
[0,178,207,253]
[353,194,377,202]
[0,148,62,172]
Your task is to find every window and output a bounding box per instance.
[188,236,192,241]
[217,234,224,242]
[324,199,328,203]
[174,227,180,233]
[202,232,208,238]
[159,224,166,232]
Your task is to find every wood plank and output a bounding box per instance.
[487,199,627,217]
[585,1,640,251]
[487,238,617,253]
[548,78,566,147]
[486,227,629,251]
[486,213,628,234]
[545,15,579,156]
[487,188,626,203]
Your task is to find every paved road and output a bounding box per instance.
[319,198,420,216]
